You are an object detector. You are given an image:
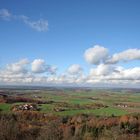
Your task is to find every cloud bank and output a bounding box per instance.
[0,45,140,87]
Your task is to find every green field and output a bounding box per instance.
[0,103,11,112]
[0,88,140,116]
[53,107,128,116]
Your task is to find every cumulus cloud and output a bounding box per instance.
[87,66,140,86]
[0,59,140,86]
[84,45,109,65]
[89,64,114,76]
[5,59,29,74]
[54,73,86,85]
[0,59,31,84]
[31,59,47,73]
[106,48,140,64]
[85,45,140,65]
[31,59,57,74]
[67,64,83,75]
[0,9,48,32]
[116,67,140,80]
[0,58,58,85]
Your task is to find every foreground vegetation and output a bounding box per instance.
[0,111,139,140]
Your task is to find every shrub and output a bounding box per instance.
[0,116,19,140]
[37,120,63,140]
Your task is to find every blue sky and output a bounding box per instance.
[0,0,140,86]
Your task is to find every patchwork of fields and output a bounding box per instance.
[0,88,140,116]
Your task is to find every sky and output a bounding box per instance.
[0,0,140,87]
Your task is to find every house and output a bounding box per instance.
[115,103,128,108]
[11,103,39,111]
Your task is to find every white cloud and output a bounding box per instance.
[87,66,140,86]
[106,48,140,64]
[84,45,109,65]
[117,67,140,80]
[0,60,140,86]
[47,65,57,75]
[0,59,31,84]
[31,59,47,73]
[67,64,83,75]
[31,59,57,74]
[26,19,48,32]
[84,45,140,65]
[0,59,57,85]
[20,16,48,32]
[89,64,114,76]
[54,73,86,85]
[0,49,140,87]
[6,59,29,74]
[0,9,48,32]
[0,9,11,20]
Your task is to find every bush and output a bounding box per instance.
[0,116,19,140]
[37,120,63,140]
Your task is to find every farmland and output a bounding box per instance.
[0,87,140,116]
